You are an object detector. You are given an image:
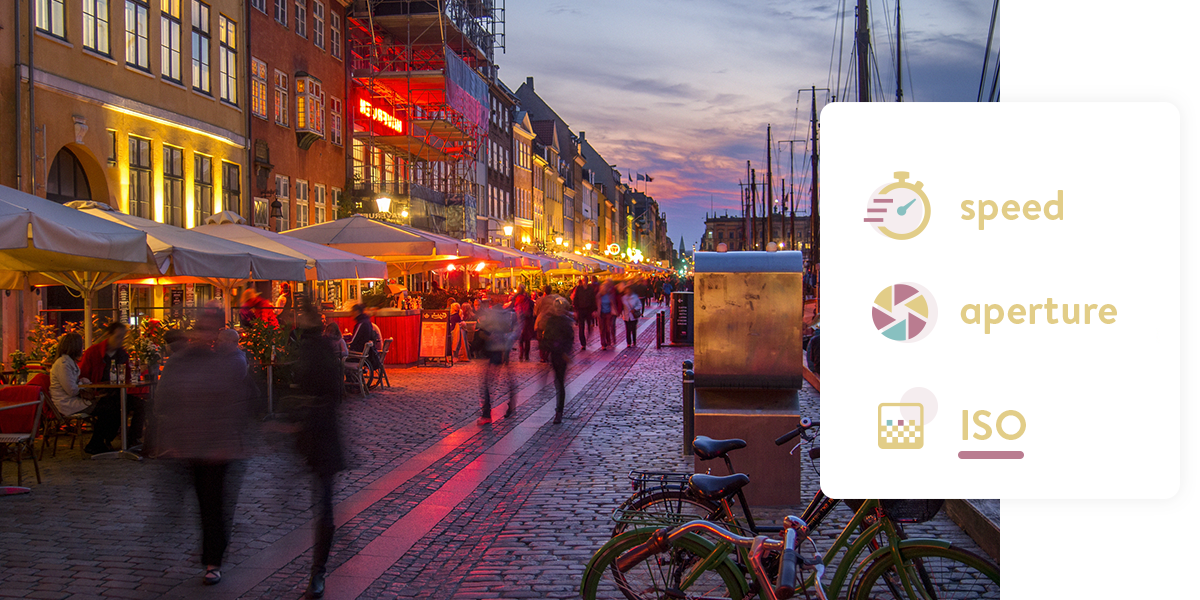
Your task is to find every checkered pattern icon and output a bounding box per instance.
[877,403,925,449]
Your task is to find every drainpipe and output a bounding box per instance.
[243,4,253,221]
[14,0,22,193]
[28,0,36,194]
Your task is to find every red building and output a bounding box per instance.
[246,0,350,230]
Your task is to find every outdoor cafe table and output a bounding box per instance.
[79,382,148,461]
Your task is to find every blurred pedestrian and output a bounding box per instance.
[621,284,643,348]
[239,288,279,328]
[572,276,596,349]
[151,305,253,586]
[534,285,555,362]
[597,280,618,350]
[476,300,517,424]
[276,282,295,328]
[511,284,534,361]
[541,297,575,424]
[292,298,347,599]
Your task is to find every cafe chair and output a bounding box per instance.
[376,339,393,388]
[0,387,45,487]
[344,341,373,399]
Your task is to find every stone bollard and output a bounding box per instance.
[683,367,695,456]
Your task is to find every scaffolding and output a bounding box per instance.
[348,0,504,237]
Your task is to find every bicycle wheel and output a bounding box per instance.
[582,528,746,600]
[848,544,999,600]
[611,488,724,537]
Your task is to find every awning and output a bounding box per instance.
[195,213,386,281]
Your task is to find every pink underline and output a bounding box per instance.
[958,451,1024,460]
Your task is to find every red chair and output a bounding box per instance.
[0,386,45,487]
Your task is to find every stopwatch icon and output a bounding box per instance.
[863,171,931,240]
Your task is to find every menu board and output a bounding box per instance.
[670,292,694,345]
[419,309,451,359]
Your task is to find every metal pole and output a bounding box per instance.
[682,361,695,456]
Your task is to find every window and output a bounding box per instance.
[250,0,266,13]
[313,2,325,49]
[314,184,326,223]
[274,71,288,126]
[296,180,309,227]
[194,153,213,225]
[218,15,237,105]
[222,162,240,214]
[191,1,211,94]
[254,197,269,227]
[332,188,342,220]
[83,0,110,55]
[275,174,289,200]
[295,76,323,136]
[329,97,342,146]
[330,12,341,59]
[162,145,184,226]
[251,58,268,119]
[125,1,151,71]
[295,0,306,38]
[161,0,183,82]
[36,0,66,38]
[274,0,287,26]
[128,137,151,219]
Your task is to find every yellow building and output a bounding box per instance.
[1,0,249,353]
[512,110,535,249]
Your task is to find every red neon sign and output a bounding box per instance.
[359,98,403,135]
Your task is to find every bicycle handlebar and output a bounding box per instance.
[776,529,799,597]
[775,418,819,446]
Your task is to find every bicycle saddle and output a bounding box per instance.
[692,436,747,461]
[688,473,750,502]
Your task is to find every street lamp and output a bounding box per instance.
[555,235,564,246]
[400,209,409,218]
[270,199,283,231]
[375,196,392,213]
[503,224,514,237]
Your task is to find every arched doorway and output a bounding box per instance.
[46,147,92,204]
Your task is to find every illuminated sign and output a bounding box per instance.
[607,243,621,255]
[359,98,404,134]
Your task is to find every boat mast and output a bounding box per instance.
[896,1,902,102]
[766,125,774,248]
[809,88,820,267]
[856,0,871,102]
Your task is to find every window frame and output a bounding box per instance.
[274,70,289,127]
[295,180,310,227]
[37,0,67,40]
[128,136,152,219]
[330,12,341,60]
[250,0,266,13]
[313,1,325,49]
[221,161,241,214]
[274,0,287,26]
[329,97,343,146]
[217,14,237,106]
[162,145,185,226]
[82,0,111,56]
[191,0,212,94]
[294,0,306,38]
[194,153,214,226]
[125,0,151,72]
[160,0,184,83]
[313,184,326,223]
[250,58,268,119]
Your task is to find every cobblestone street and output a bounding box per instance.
[0,309,989,599]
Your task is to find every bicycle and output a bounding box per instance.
[586,421,999,599]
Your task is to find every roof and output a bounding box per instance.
[515,81,577,161]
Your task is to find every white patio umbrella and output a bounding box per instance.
[68,201,307,326]
[195,212,387,281]
[0,187,156,344]
[282,215,475,280]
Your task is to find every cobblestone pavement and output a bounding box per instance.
[0,306,992,599]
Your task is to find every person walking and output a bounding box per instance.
[239,288,279,328]
[292,299,347,599]
[540,297,575,424]
[510,284,534,361]
[533,285,555,362]
[620,284,643,348]
[572,277,596,349]
[476,300,517,424]
[151,306,253,586]
[597,280,617,350]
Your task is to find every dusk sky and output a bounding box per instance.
[499,0,999,253]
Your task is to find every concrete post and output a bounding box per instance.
[683,365,695,456]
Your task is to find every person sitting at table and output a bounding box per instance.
[79,322,144,453]
[48,333,94,418]
[347,304,373,354]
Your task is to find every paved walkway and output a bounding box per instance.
[0,307,990,599]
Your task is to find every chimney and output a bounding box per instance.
[579,131,586,141]
[526,76,534,89]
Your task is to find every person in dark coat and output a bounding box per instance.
[571,277,597,349]
[347,304,373,353]
[541,297,576,424]
[292,298,347,599]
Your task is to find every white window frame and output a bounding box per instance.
[274,0,287,26]
[250,0,266,13]
[330,12,341,60]
[332,188,342,220]
[313,1,325,49]
[125,0,151,71]
[294,0,306,38]
[329,97,343,146]
[274,70,289,127]
[295,75,324,136]
[314,184,327,223]
[296,180,310,227]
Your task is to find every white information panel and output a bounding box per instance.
[820,103,1179,499]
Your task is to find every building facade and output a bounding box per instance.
[479,79,514,244]
[247,0,349,231]
[511,110,535,248]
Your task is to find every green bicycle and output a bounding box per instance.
[582,421,999,599]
